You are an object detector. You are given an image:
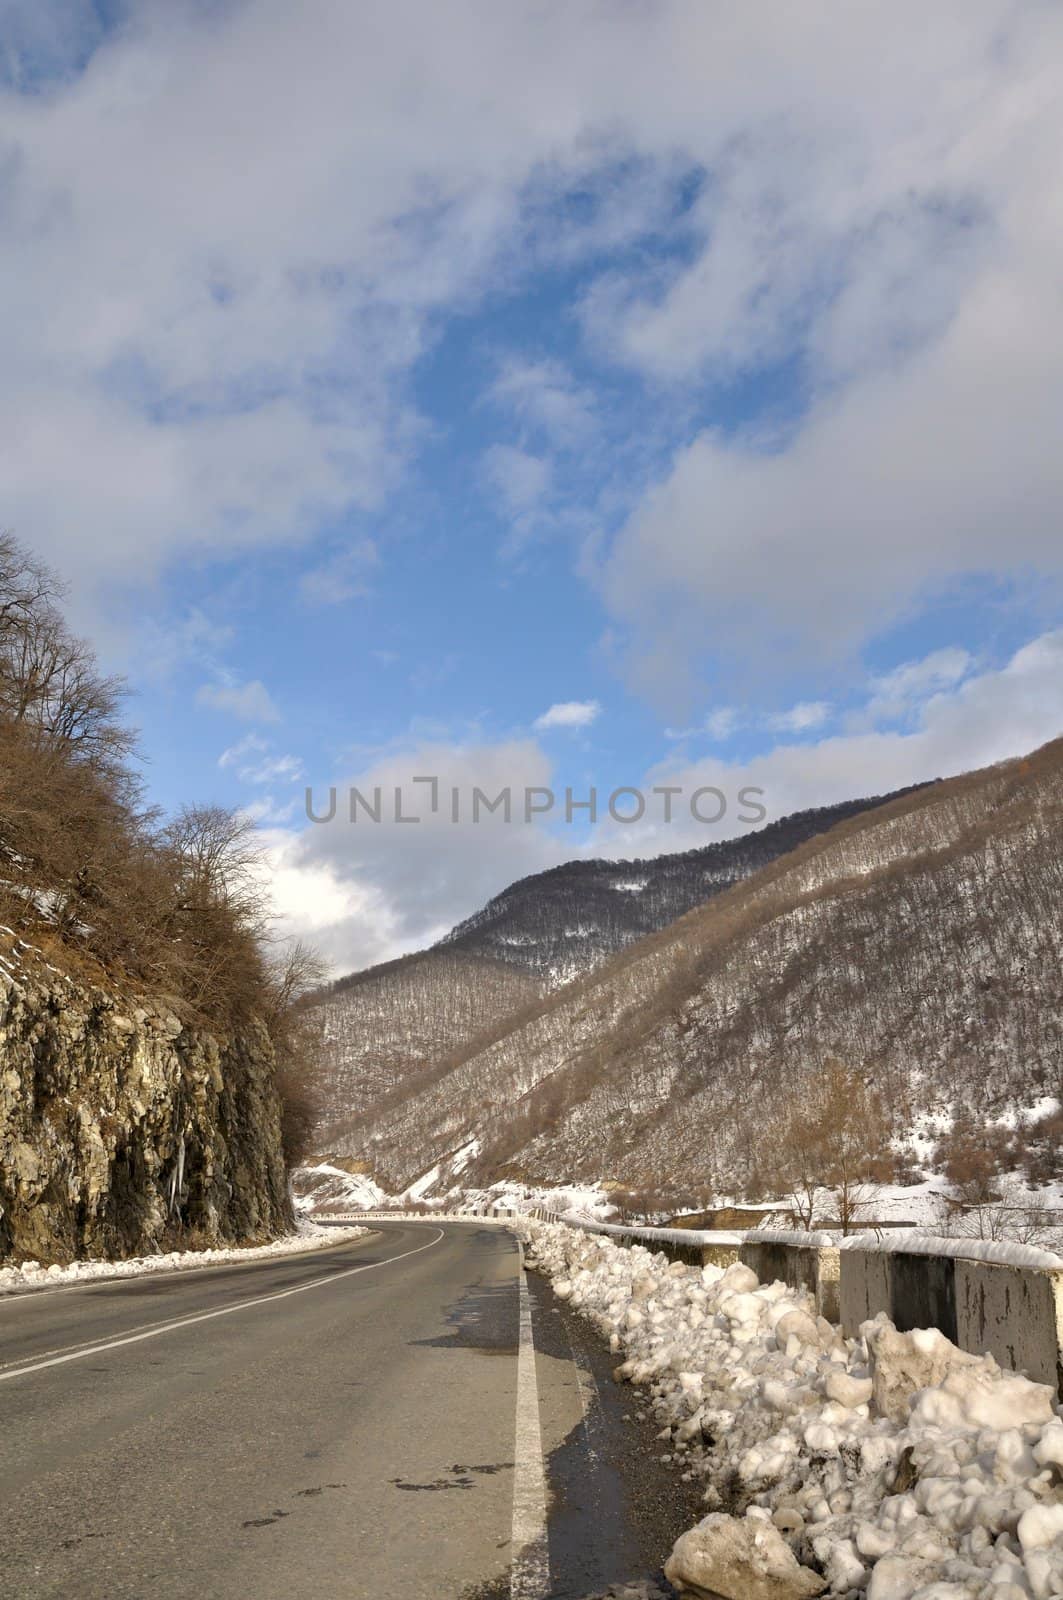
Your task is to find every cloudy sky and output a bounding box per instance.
[4,0,1063,970]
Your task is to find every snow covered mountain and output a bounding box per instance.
[311,790,917,1149]
[319,739,1063,1199]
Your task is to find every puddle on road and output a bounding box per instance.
[389,1461,514,1494]
[458,1577,672,1600]
[527,1273,695,1600]
[410,1278,517,1357]
[240,1482,347,1529]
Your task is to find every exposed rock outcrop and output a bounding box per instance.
[0,934,292,1262]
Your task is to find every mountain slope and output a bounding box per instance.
[315,948,541,1130]
[437,796,912,983]
[312,792,910,1142]
[330,739,1063,1196]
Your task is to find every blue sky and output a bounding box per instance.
[4,1,1063,970]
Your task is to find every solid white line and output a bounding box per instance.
[0,1228,445,1384]
[510,1246,549,1600]
[0,1237,384,1370]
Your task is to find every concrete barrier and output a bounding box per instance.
[561,1214,742,1269]
[523,1214,1063,1394]
[525,1210,742,1268]
[955,1257,1063,1392]
[740,1230,841,1323]
[838,1233,1063,1394]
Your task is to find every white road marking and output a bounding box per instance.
[510,1246,550,1599]
[0,1228,445,1384]
[0,1237,380,1369]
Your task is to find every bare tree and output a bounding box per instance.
[162,804,266,922]
[778,1058,893,1233]
[265,940,331,1166]
[0,533,133,770]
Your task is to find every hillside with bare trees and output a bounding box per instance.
[320,740,1063,1198]
[0,535,320,1260]
[310,792,908,1146]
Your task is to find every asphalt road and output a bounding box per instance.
[0,1221,699,1599]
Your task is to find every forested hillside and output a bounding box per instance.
[439,796,913,981]
[0,536,315,1260]
[321,740,1063,1198]
[311,792,907,1146]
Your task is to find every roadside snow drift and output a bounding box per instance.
[520,1221,1063,1600]
[0,1215,369,1295]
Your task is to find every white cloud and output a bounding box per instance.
[218,732,270,770]
[481,444,552,515]
[274,737,563,969]
[240,796,299,827]
[533,699,601,732]
[765,701,832,734]
[597,12,1063,692]
[594,628,1063,857]
[706,707,741,741]
[197,678,280,723]
[5,2,1063,724]
[665,706,740,742]
[138,608,235,683]
[256,826,407,974]
[219,732,302,783]
[247,754,304,785]
[299,538,379,606]
[10,1,1054,648]
[864,647,972,726]
[487,357,595,445]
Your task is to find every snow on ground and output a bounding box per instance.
[520,1220,1063,1600]
[404,1163,442,1202]
[862,1180,952,1229]
[481,1178,615,1218]
[0,1213,369,1296]
[292,1162,389,1211]
[835,1232,1063,1271]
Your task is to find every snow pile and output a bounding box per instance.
[563,1215,744,1249]
[0,1214,369,1296]
[292,1162,390,1211]
[747,1228,841,1250]
[454,1178,616,1219]
[520,1221,1063,1600]
[836,1232,1063,1271]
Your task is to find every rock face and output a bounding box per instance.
[665,1511,827,1600]
[0,937,292,1262]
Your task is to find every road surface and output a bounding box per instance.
[0,1221,699,1599]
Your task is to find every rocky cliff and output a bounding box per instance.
[0,932,292,1263]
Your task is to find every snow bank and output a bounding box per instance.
[0,1215,369,1296]
[837,1231,1063,1271]
[747,1228,839,1250]
[562,1214,743,1248]
[520,1220,1063,1600]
